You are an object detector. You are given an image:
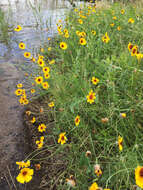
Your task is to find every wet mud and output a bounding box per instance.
[0,61,26,189]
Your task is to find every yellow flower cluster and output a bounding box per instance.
[36,136,44,149]
[128,42,143,60]
[15,86,29,105]
[16,160,34,184]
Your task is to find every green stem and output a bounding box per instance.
[105,168,134,188]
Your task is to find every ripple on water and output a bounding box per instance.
[0,0,73,62]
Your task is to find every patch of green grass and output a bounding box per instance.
[17,2,143,190]
[43,3,143,189]
[0,8,10,43]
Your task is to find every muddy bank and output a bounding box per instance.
[0,61,27,189]
[22,96,68,190]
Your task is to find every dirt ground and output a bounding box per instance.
[0,61,26,190]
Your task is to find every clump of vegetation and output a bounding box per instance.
[0,8,10,43]
[14,2,143,190]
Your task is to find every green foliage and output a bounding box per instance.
[27,2,143,190]
[0,8,10,43]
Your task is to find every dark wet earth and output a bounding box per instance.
[0,60,26,189]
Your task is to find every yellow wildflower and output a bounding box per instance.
[128,42,133,52]
[30,117,36,124]
[113,16,117,20]
[75,115,80,126]
[49,59,55,65]
[135,166,143,188]
[58,132,67,145]
[110,23,114,27]
[131,45,138,56]
[31,89,35,94]
[16,160,30,169]
[60,42,67,50]
[128,18,135,23]
[14,25,22,32]
[17,83,23,88]
[91,77,99,85]
[15,89,23,96]
[16,168,34,184]
[48,102,54,108]
[121,9,125,14]
[79,38,87,45]
[89,182,98,190]
[94,164,102,177]
[65,33,69,38]
[118,136,123,151]
[40,48,44,52]
[24,52,31,58]
[78,19,83,24]
[44,73,50,79]
[120,113,126,118]
[91,30,96,36]
[37,59,45,67]
[19,42,25,49]
[117,26,121,31]
[43,67,50,73]
[86,90,96,104]
[42,82,49,89]
[35,76,43,84]
[38,124,46,133]
[102,32,110,43]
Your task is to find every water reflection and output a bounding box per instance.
[0,0,69,9]
[0,0,71,58]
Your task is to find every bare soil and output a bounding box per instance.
[0,61,27,189]
[23,96,68,190]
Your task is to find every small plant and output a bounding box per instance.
[0,8,10,43]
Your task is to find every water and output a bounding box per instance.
[0,0,72,59]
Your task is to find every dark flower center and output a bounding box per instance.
[97,169,100,174]
[139,168,143,177]
[89,94,93,99]
[22,171,28,176]
[132,49,136,54]
[76,118,79,122]
[119,141,123,146]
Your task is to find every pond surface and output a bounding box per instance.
[0,0,72,59]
